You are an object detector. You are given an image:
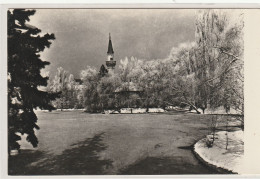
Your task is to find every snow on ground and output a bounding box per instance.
[55,109,85,111]
[148,108,165,113]
[119,108,165,114]
[132,108,147,113]
[166,106,187,111]
[194,130,244,174]
[104,108,166,114]
[190,106,239,115]
[34,108,85,112]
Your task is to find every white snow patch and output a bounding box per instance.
[132,108,147,113]
[120,108,165,114]
[15,20,20,26]
[190,106,240,115]
[166,106,186,111]
[120,108,133,114]
[104,110,119,114]
[34,108,85,112]
[194,130,244,174]
[148,108,165,113]
[120,108,146,114]
[55,108,85,111]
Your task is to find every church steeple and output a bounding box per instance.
[106,33,116,72]
[107,33,114,54]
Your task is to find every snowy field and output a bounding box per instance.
[10,110,230,175]
[194,130,244,174]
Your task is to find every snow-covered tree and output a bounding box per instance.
[195,10,244,116]
[48,67,78,109]
[80,66,101,112]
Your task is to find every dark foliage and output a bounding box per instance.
[8,9,58,154]
[99,64,108,77]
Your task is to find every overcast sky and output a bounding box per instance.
[29,9,196,78]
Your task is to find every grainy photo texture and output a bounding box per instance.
[8,9,244,175]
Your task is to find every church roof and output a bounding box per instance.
[107,33,114,54]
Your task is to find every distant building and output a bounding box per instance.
[114,81,144,108]
[106,33,116,73]
[75,78,83,85]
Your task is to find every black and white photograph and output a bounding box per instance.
[6,7,247,175]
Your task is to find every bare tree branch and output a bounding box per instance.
[213,46,240,61]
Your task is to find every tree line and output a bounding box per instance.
[48,10,244,118]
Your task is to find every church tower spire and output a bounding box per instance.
[106,33,116,72]
[107,33,114,54]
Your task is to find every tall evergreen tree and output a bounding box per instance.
[8,9,57,154]
[99,64,108,77]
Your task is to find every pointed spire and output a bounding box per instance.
[107,33,114,54]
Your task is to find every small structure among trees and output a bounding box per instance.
[114,81,144,108]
